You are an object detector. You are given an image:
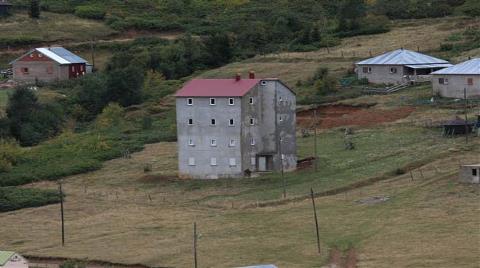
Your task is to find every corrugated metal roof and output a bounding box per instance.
[175,79,261,97]
[356,49,449,65]
[0,251,15,266]
[405,63,453,69]
[431,58,480,75]
[37,47,88,64]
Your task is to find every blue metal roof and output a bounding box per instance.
[46,47,88,64]
[357,49,450,65]
[431,58,480,75]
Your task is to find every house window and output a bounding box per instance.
[229,119,235,126]
[249,118,255,125]
[251,157,256,166]
[210,98,216,105]
[211,139,217,147]
[21,67,29,74]
[390,67,397,74]
[439,78,448,85]
[467,78,473,86]
[362,67,372,73]
[210,158,217,166]
[229,158,236,167]
[188,139,194,146]
[188,118,193,125]
[228,98,234,105]
[473,169,477,176]
[249,97,254,104]
[80,65,84,71]
[211,119,216,126]
[250,138,255,146]
[279,115,283,122]
[188,157,195,166]
[187,98,193,105]
[229,139,236,147]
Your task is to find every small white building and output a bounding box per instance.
[0,251,28,268]
[459,164,480,184]
[431,58,480,99]
[356,49,452,85]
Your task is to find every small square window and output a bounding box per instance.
[187,98,193,105]
[279,115,283,122]
[210,98,216,105]
[21,67,29,74]
[439,78,444,84]
[188,118,193,125]
[229,119,235,126]
[38,53,43,58]
[211,158,217,166]
[228,98,234,105]
[390,67,397,74]
[188,139,194,146]
[188,157,195,166]
[211,139,217,147]
[29,54,34,58]
[249,97,254,104]
[229,139,236,147]
[211,119,216,125]
[368,67,372,73]
[472,169,477,176]
[229,158,236,167]
[445,78,449,85]
[467,78,473,86]
[250,118,255,125]
[250,138,255,146]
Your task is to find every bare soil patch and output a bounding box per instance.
[297,104,415,129]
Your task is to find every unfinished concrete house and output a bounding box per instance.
[431,58,480,99]
[459,164,480,184]
[356,48,452,84]
[175,73,296,179]
[10,47,91,83]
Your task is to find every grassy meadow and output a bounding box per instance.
[0,84,478,267]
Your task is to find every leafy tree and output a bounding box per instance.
[203,33,233,66]
[459,0,480,17]
[338,0,367,32]
[105,66,144,107]
[30,0,40,19]
[70,74,109,121]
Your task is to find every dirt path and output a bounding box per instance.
[297,104,415,129]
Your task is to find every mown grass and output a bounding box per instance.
[0,186,60,212]
[0,11,116,45]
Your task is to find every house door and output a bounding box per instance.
[258,156,267,172]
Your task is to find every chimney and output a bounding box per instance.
[249,71,255,79]
[235,73,241,81]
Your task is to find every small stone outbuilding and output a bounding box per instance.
[356,49,451,85]
[459,164,480,184]
[431,58,480,99]
[0,251,28,268]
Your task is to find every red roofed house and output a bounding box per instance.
[175,72,297,179]
[10,47,91,83]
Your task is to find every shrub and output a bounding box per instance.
[459,0,480,17]
[315,76,338,96]
[0,187,60,212]
[95,103,125,130]
[60,260,86,268]
[74,5,106,20]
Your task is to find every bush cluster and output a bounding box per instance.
[0,187,60,212]
[74,5,106,20]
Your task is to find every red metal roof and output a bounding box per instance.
[175,79,261,97]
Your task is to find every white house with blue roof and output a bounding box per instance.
[356,48,452,85]
[10,47,91,83]
[431,58,480,99]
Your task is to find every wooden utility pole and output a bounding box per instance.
[313,110,318,172]
[310,188,321,254]
[193,222,198,268]
[59,181,65,246]
[464,88,469,144]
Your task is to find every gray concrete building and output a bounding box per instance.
[459,164,480,184]
[175,73,296,179]
[10,47,90,83]
[431,58,480,99]
[356,49,452,85]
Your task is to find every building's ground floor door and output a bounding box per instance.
[473,168,479,183]
[257,155,273,172]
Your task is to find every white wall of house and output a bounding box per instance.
[356,64,405,84]
[1,253,28,268]
[432,74,480,98]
